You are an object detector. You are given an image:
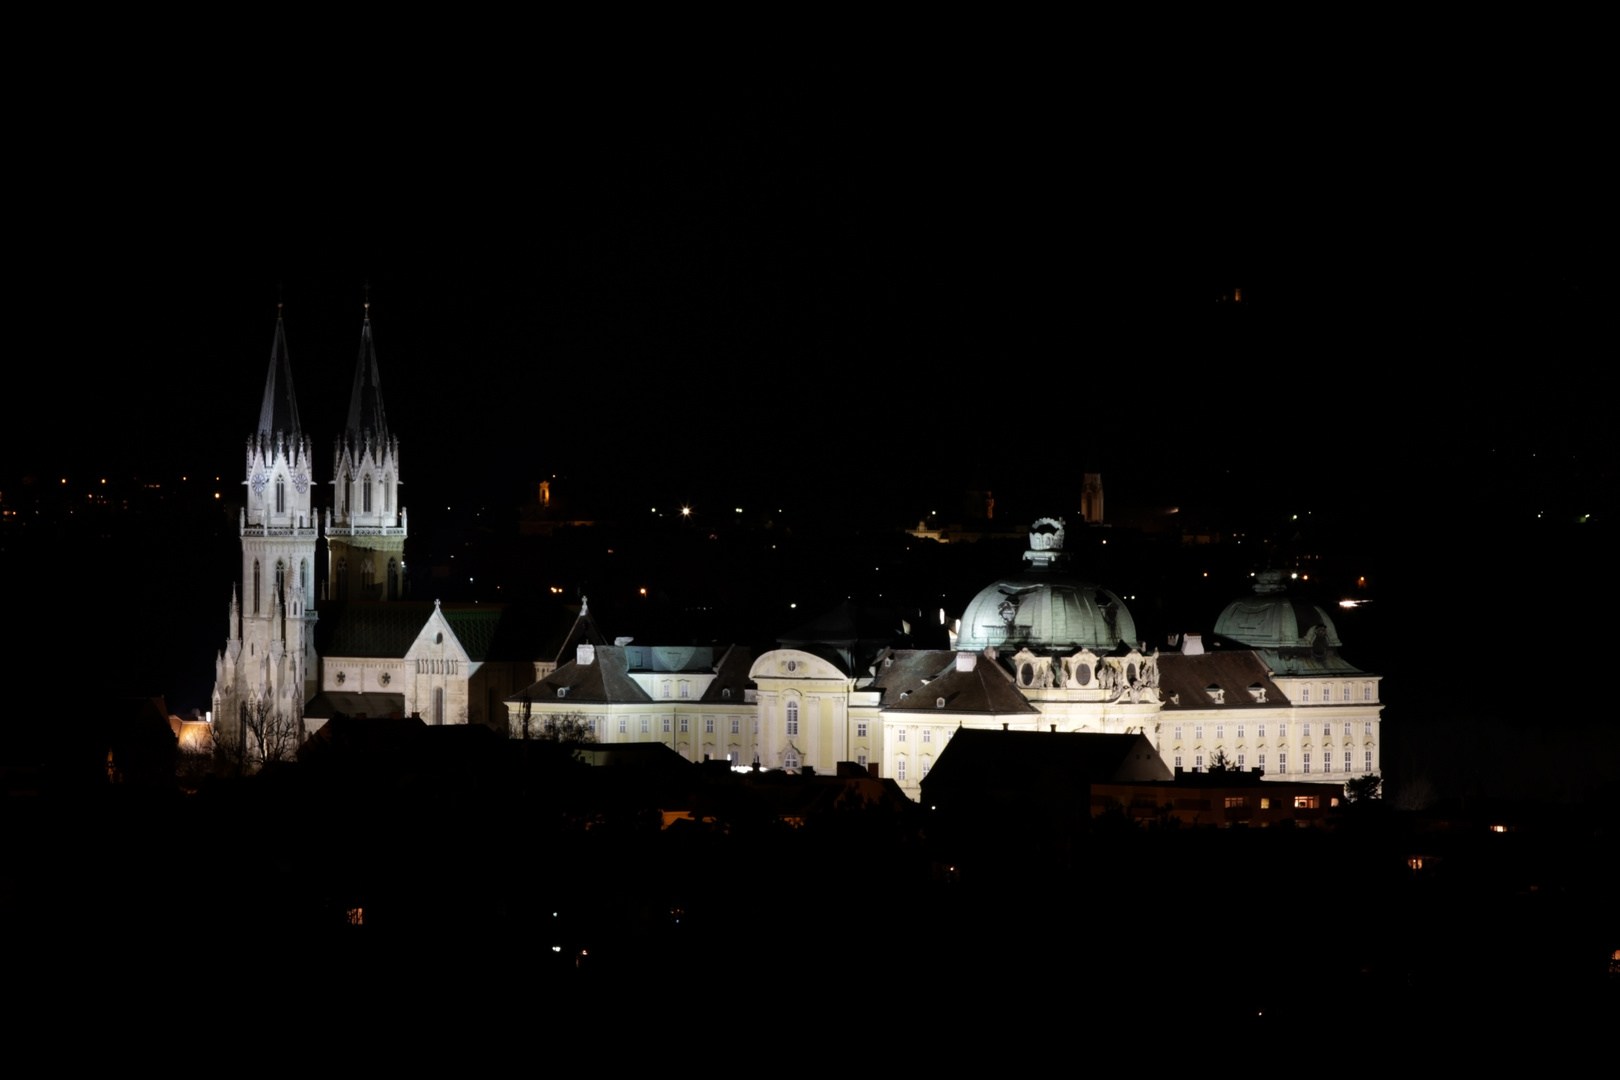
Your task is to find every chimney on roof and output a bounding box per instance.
[577,644,596,666]
[1182,633,1204,655]
[956,652,978,672]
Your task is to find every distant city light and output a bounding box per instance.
[681,506,691,517]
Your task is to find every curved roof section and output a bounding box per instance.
[1213,571,1341,649]
[956,572,1137,653]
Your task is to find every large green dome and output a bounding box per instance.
[1214,570,1342,649]
[955,518,1136,653]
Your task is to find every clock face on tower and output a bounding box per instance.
[251,469,268,495]
[293,470,309,494]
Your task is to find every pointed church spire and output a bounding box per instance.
[258,303,302,441]
[347,300,389,447]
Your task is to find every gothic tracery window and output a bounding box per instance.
[363,474,372,514]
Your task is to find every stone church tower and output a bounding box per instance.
[213,306,320,761]
[325,301,406,602]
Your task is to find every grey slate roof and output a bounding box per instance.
[305,691,407,720]
[1157,651,1289,708]
[257,312,301,440]
[882,654,1038,716]
[922,730,1170,793]
[699,644,755,704]
[316,602,541,662]
[508,646,653,706]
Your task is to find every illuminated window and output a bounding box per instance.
[1224,796,1246,809]
[705,717,714,734]
[923,728,933,743]
[1320,683,1330,702]
[679,717,688,734]
[857,722,868,738]
[1295,795,1319,809]
[786,700,799,735]
[1260,797,1271,809]
[730,718,739,734]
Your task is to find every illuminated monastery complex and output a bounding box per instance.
[211,312,1382,791]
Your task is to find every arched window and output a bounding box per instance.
[300,559,308,603]
[363,475,372,514]
[387,558,398,601]
[275,477,285,514]
[253,560,261,614]
[383,474,391,512]
[433,687,444,725]
[786,699,799,736]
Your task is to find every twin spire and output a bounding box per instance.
[255,299,389,445]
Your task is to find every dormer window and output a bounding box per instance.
[557,687,568,699]
[935,697,946,709]
[722,688,732,699]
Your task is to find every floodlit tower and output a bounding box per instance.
[214,305,320,759]
[326,300,406,601]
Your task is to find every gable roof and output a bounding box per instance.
[508,646,653,706]
[315,602,546,662]
[699,644,755,704]
[922,730,1170,793]
[883,653,1038,715]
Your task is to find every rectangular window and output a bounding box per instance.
[662,717,671,733]
[1345,751,1353,771]
[1364,683,1373,701]
[1237,724,1245,739]
[588,719,598,735]
[1344,721,1352,736]
[1322,755,1332,773]
[1260,797,1271,809]
[662,682,671,699]
[921,760,931,779]
[1174,725,1183,740]
[641,716,650,734]
[1303,722,1311,737]
[1258,753,1267,772]
[857,752,868,767]
[1301,686,1310,702]
[1321,683,1331,702]
[1258,723,1266,739]
[1174,755,1183,769]
[730,718,740,734]
[1224,796,1246,809]
[1295,795,1319,809]
[1365,720,1373,735]
[679,717,688,734]
[705,718,714,734]
[1216,724,1224,739]
[1342,685,1351,702]
[1278,752,1287,773]
[1365,750,1373,770]
[1237,754,1246,768]
[1195,754,1204,772]
[619,717,628,734]
[1303,752,1311,774]
[680,682,690,699]
[857,722,868,738]
[1195,725,1204,740]
[728,750,739,766]
[753,718,759,735]
[896,759,906,782]
[898,729,907,743]
[923,728,932,743]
